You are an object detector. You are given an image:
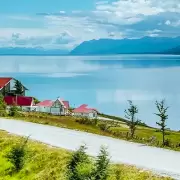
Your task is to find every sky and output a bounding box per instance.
[0,0,180,50]
[1,55,180,130]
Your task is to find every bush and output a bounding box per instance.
[75,161,94,180]
[93,118,99,126]
[67,145,93,180]
[9,105,19,117]
[67,145,110,180]
[76,117,94,125]
[0,94,7,117]
[164,139,171,147]
[0,110,8,117]
[5,137,29,172]
[98,123,110,132]
[94,146,110,180]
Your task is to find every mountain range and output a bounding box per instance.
[0,37,180,55]
[70,37,180,55]
[0,47,69,55]
[164,46,180,55]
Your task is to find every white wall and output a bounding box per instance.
[36,106,67,115]
[51,107,65,115]
[74,111,97,119]
[10,79,16,90]
[37,106,51,113]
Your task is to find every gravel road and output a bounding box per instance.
[0,118,180,179]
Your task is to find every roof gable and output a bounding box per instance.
[63,101,70,109]
[36,100,53,107]
[73,104,98,113]
[36,98,69,109]
[0,77,12,89]
[52,99,63,107]
[0,77,28,90]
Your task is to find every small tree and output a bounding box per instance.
[155,99,169,146]
[67,145,93,180]
[94,146,110,180]
[6,137,29,172]
[67,146,110,180]
[14,80,24,95]
[125,100,140,138]
[0,94,7,116]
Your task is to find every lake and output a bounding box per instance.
[1,55,180,130]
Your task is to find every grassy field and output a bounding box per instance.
[0,130,172,180]
[4,112,180,151]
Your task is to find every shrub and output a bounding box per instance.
[93,118,99,126]
[67,145,93,180]
[67,145,110,180]
[98,123,110,132]
[0,94,7,117]
[75,161,94,180]
[5,137,29,172]
[0,110,8,117]
[76,117,94,125]
[94,146,110,180]
[9,105,19,117]
[164,139,171,147]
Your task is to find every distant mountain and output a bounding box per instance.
[164,46,180,55]
[0,47,69,55]
[70,37,180,55]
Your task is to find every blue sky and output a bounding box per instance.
[0,0,180,50]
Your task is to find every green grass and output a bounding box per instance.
[4,112,180,151]
[0,130,172,180]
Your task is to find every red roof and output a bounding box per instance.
[0,77,12,89]
[36,99,70,109]
[73,104,98,113]
[4,96,33,106]
[36,100,54,107]
[63,101,70,109]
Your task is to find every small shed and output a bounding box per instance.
[73,104,98,119]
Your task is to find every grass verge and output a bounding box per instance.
[3,112,180,151]
[0,130,172,180]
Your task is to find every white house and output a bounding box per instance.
[36,98,69,115]
[73,104,98,119]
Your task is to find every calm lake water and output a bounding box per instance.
[1,55,180,130]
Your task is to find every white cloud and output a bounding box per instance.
[96,1,109,5]
[165,20,171,25]
[40,73,87,78]
[0,0,180,49]
[146,29,162,37]
[59,11,66,14]
[0,28,76,49]
[96,0,180,16]
[165,20,180,27]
